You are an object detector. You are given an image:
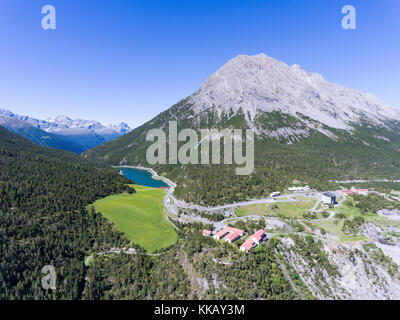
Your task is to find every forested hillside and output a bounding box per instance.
[0,127,300,300]
[83,221,300,300]
[0,118,87,154]
[0,127,136,299]
[3,125,397,300]
[84,54,400,206]
[85,103,400,205]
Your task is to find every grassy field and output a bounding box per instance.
[235,201,315,218]
[293,196,316,202]
[316,219,368,242]
[91,185,177,253]
[235,203,270,216]
[334,197,362,218]
[314,197,386,243]
[334,197,387,223]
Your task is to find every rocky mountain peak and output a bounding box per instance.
[189,53,400,131]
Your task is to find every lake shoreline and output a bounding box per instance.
[113,165,177,189]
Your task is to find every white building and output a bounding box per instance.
[357,189,369,196]
[322,192,337,205]
[288,185,310,192]
[270,191,281,197]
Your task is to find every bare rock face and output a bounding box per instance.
[280,238,400,300]
[188,54,400,135]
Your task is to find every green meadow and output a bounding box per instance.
[316,219,368,243]
[91,185,177,253]
[235,201,315,218]
[314,197,386,243]
[293,196,316,202]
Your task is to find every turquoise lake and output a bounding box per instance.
[119,167,168,188]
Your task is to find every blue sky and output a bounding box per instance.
[0,0,399,128]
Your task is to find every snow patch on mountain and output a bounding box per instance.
[0,109,131,136]
[0,109,132,149]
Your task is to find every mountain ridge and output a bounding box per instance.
[188,53,400,134]
[84,53,400,205]
[0,109,132,151]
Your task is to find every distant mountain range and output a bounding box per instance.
[85,53,400,205]
[0,109,131,153]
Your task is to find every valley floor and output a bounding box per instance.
[87,166,400,300]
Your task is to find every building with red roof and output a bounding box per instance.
[341,190,354,194]
[202,229,212,237]
[225,231,242,243]
[357,189,369,195]
[240,238,255,253]
[251,229,266,244]
[213,226,244,240]
[209,227,266,252]
[341,188,369,195]
[240,229,267,252]
[213,228,230,240]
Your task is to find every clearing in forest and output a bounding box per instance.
[91,185,177,253]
